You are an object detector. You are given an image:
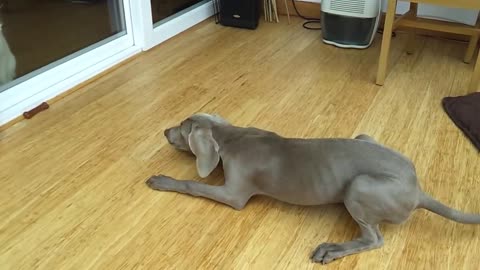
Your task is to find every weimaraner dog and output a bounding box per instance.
[146,113,480,264]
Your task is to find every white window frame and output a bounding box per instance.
[0,0,214,126]
[144,0,214,50]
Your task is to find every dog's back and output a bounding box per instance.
[215,126,417,205]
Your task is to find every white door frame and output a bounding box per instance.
[122,0,214,51]
[131,0,214,50]
[146,0,214,50]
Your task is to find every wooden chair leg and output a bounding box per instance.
[376,0,398,85]
[465,35,479,63]
[470,51,480,92]
[464,17,480,63]
[406,3,418,55]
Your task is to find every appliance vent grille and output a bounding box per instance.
[330,0,366,15]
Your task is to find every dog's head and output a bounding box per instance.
[164,113,229,178]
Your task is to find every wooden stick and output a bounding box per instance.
[267,0,272,22]
[264,0,267,21]
[284,0,290,24]
[265,0,269,21]
[273,0,279,22]
[271,0,274,22]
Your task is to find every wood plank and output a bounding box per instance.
[376,0,398,85]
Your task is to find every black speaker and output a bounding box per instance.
[216,0,260,29]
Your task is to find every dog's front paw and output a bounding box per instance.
[145,175,175,191]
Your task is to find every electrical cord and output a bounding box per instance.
[291,0,322,30]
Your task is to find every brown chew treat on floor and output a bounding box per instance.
[23,102,50,119]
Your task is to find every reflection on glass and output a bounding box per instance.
[0,21,15,86]
[151,0,206,24]
[0,0,126,92]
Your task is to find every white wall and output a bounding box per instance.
[298,0,478,26]
[382,0,478,26]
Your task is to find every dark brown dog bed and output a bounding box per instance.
[442,92,480,152]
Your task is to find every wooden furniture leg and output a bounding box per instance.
[464,15,480,63]
[465,35,479,63]
[470,52,480,92]
[406,3,418,55]
[376,0,398,85]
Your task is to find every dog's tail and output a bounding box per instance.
[418,193,480,224]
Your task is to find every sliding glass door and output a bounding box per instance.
[144,0,213,49]
[151,0,207,25]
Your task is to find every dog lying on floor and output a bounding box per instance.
[146,113,480,264]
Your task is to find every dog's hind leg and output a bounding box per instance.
[311,222,383,264]
[312,174,416,264]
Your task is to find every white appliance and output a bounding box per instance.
[321,0,381,49]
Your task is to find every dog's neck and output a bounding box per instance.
[210,124,278,149]
[210,124,239,145]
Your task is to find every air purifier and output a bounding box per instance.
[321,0,381,49]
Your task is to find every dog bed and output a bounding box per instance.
[442,92,480,152]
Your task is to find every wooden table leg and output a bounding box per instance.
[470,51,480,92]
[406,3,418,55]
[376,0,398,85]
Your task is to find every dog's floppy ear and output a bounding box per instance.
[188,125,220,178]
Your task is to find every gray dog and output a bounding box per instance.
[146,113,480,264]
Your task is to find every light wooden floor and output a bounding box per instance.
[1,17,479,270]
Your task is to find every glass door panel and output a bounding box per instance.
[0,0,127,91]
[150,0,207,25]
